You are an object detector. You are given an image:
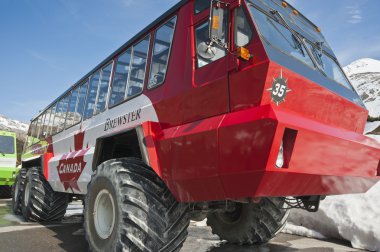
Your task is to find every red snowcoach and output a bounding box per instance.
[14,0,380,251]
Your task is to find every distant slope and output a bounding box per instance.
[344,58,380,118]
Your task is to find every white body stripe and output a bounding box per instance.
[48,94,158,194]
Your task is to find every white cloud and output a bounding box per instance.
[347,5,363,24]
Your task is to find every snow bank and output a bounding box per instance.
[285,183,380,251]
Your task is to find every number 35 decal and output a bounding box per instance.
[267,69,292,106]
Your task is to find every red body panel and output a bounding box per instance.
[148,104,379,202]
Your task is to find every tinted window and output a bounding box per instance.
[41,107,53,137]
[75,82,88,124]
[249,6,314,68]
[307,43,353,90]
[28,120,37,146]
[109,49,132,106]
[40,111,49,138]
[195,0,209,14]
[66,86,80,128]
[148,17,177,88]
[53,95,70,134]
[128,35,150,97]
[0,136,14,154]
[96,63,113,113]
[235,7,253,47]
[84,71,100,119]
[195,18,227,67]
[47,104,57,136]
[35,114,45,140]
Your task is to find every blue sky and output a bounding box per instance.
[0,0,379,123]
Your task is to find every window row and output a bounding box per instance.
[27,16,177,145]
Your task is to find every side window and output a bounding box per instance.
[109,49,132,107]
[52,100,63,135]
[41,107,53,137]
[235,7,253,47]
[53,95,70,134]
[95,62,113,113]
[84,71,100,119]
[148,16,177,88]
[59,95,70,132]
[27,120,37,146]
[195,16,228,67]
[66,86,80,128]
[194,0,209,14]
[74,82,88,124]
[35,114,45,140]
[47,104,57,136]
[128,35,150,97]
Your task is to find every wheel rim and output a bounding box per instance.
[94,189,116,240]
[24,181,30,206]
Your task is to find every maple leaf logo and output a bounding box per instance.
[56,130,90,192]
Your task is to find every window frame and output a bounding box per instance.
[83,69,102,120]
[248,3,317,71]
[93,61,114,116]
[52,93,71,136]
[147,15,178,90]
[194,17,229,69]
[234,6,254,48]
[65,85,81,130]
[125,34,151,100]
[107,34,152,110]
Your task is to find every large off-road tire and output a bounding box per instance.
[0,186,12,198]
[11,168,27,214]
[21,167,69,222]
[207,197,289,245]
[84,158,190,252]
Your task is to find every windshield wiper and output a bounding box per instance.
[270,10,304,49]
[270,10,320,68]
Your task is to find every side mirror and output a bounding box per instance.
[209,1,228,48]
[209,5,225,41]
[197,42,217,59]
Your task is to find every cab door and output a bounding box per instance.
[180,1,238,123]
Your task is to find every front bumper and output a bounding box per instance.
[219,105,380,198]
[0,167,18,186]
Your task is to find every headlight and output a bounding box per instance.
[276,142,284,168]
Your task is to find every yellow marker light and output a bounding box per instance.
[212,16,220,30]
[282,1,288,8]
[292,10,299,15]
[316,27,321,32]
[237,47,252,61]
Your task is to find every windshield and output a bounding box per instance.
[247,2,354,91]
[306,42,353,90]
[0,135,15,155]
[251,0,327,46]
[250,7,314,68]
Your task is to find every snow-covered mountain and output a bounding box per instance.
[344,58,380,118]
[0,114,29,149]
[0,114,28,134]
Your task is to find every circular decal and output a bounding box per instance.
[267,69,292,106]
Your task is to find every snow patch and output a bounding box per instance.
[285,183,380,251]
[365,121,380,134]
[282,223,326,240]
